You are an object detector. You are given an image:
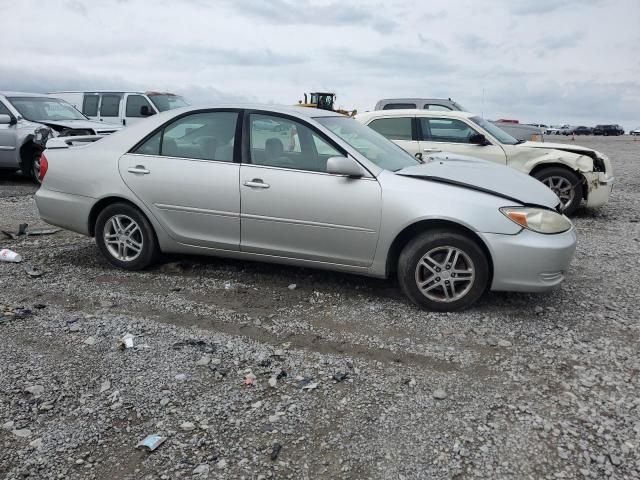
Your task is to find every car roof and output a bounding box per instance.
[49,90,181,95]
[0,91,53,98]
[357,109,475,121]
[167,103,345,118]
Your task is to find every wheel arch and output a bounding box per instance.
[88,196,149,237]
[385,219,494,284]
[529,162,587,200]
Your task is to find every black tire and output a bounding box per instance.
[533,167,583,216]
[397,230,489,311]
[95,202,158,270]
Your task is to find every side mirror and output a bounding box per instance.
[326,156,364,178]
[140,106,153,116]
[0,114,13,125]
[469,133,489,145]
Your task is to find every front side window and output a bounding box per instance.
[249,114,340,172]
[100,95,121,117]
[7,97,87,121]
[382,103,416,110]
[317,116,420,172]
[0,100,11,116]
[133,111,238,162]
[82,95,99,116]
[126,95,154,118]
[368,117,413,141]
[421,118,478,143]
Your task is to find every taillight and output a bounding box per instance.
[39,153,48,181]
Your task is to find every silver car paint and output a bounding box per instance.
[36,104,576,292]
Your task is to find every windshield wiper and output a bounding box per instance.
[514,139,525,145]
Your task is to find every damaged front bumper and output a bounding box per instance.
[584,172,615,208]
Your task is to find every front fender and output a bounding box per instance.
[521,150,593,175]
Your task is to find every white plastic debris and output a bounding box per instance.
[118,333,134,350]
[136,434,167,452]
[0,248,22,263]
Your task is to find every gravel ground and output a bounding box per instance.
[0,136,639,479]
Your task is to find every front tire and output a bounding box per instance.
[533,167,583,216]
[397,231,489,311]
[95,203,158,270]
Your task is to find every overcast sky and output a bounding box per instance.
[1,0,639,127]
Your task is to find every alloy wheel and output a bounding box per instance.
[103,214,144,262]
[542,176,575,210]
[414,246,475,303]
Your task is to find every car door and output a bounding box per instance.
[124,94,155,127]
[0,99,17,168]
[118,110,241,250]
[98,93,123,125]
[240,112,381,267]
[365,115,421,158]
[418,117,508,164]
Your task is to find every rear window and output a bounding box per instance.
[368,117,413,141]
[100,95,121,117]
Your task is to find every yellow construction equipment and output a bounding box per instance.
[298,92,357,117]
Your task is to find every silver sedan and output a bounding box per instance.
[35,105,577,311]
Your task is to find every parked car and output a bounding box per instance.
[560,125,577,135]
[35,105,577,311]
[49,91,189,127]
[374,98,543,142]
[593,124,624,136]
[0,91,121,181]
[546,125,562,135]
[356,109,614,215]
[630,127,640,136]
[573,126,592,135]
[375,98,467,111]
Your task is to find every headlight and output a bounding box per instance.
[500,207,572,234]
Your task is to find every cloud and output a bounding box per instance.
[222,0,399,32]
[338,48,454,74]
[507,0,601,15]
[167,47,305,68]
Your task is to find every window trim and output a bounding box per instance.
[128,108,244,164]
[241,110,349,173]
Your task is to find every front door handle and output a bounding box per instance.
[423,148,441,153]
[243,179,270,189]
[128,165,150,174]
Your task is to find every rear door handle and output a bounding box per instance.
[128,165,150,174]
[243,179,270,189]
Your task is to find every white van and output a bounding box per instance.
[48,91,189,127]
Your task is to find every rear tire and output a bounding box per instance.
[397,230,489,311]
[95,203,158,270]
[533,167,583,216]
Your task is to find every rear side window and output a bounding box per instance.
[368,117,413,141]
[424,104,452,111]
[82,95,99,116]
[100,94,121,117]
[382,103,416,110]
[134,111,238,162]
[421,118,478,143]
[126,95,154,118]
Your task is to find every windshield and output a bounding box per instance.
[8,97,87,121]
[316,116,420,171]
[470,116,519,145]
[148,94,189,112]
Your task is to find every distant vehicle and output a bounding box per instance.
[573,126,592,135]
[35,104,577,311]
[357,109,615,215]
[49,91,189,127]
[546,126,562,135]
[593,124,624,136]
[374,99,543,141]
[560,125,577,135]
[0,91,120,181]
[375,98,466,111]
[630,127,640,136]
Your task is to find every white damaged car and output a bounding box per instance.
[357,110,614,215]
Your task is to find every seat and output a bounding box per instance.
[162,138,180,157]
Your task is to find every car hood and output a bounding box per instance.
[39,119,122,132]
[395,153,560,209]
[520,141,600,158]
